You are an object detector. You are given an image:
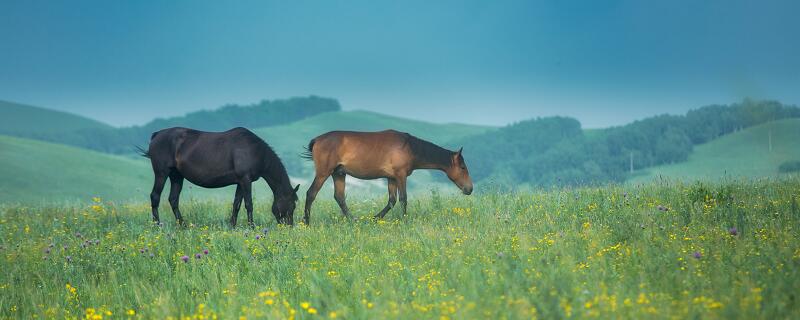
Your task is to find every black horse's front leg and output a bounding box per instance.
[241,181,255,227]
[230,185,243,227]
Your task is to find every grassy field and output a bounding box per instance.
[631,119,800,184]
[1,178,798,319]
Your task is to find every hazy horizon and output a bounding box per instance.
[2,0,798,128]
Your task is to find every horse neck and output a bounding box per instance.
[409,140,452,172]
[263,162,292,196]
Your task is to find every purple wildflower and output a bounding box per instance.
[203,249,209,255]
[262,228,270,235]
[63,245,68,250]
[94,239,100,245]
[728,227,738,236]
[75,232,82,238]
[255,235,261,240]
[180,255,189,263]
[66,256,72,263]
[149,253,155,258]
[693,251,702,259]
[44,248,51,254]
[139,248,145,254]
[195,253,202,259]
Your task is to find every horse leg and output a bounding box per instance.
[241,181,255,227]
[332,173,353,221]
[304,174,329,225]
[397,176,408,216]
[229,185,243,227]
[167,172,185,226]
[150,173,167,224]
[374,178,397,219]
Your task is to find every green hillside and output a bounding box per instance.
[0,135,281,204]
[0,135,150,203]
[0,100,112,136]
[630,118,800,183]
[254,110,493,154]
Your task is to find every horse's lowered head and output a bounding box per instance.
[444,147,473,195]
[273,184,300,225]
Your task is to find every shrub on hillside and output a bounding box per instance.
[778,161,800,173]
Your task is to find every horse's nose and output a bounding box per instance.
[463,185,473,195]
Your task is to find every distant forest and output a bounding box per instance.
[30,96,341,153]
[452,99,800,187]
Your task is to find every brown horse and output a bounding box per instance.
[301,130,473,224]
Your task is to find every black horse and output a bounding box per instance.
[142,127,299,226]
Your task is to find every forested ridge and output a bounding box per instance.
[1,96,341,154]
[453,99,800,186]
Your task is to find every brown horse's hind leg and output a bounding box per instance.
[332,173,353,221]
[304,174,329,225]
[375,178,397,219]
[397,176,408,216]
[167,173,185,226]
[150,174,167,224]
[229,185,244,227]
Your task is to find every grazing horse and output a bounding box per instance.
[301,130,473,224]
[142,127,299,226]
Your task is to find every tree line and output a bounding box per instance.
[451,99,800,187]
[34,96,341,154]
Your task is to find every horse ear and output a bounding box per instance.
[293,184,300,193]
[457,147,463,155]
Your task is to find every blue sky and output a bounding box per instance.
[1,0,798,128]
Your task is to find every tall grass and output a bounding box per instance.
[1,178,799,319]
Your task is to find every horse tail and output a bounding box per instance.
[135,145,150,158]
[135,131,160,158]
[300,138,315,161]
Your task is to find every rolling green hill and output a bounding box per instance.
[0,135,150,203]
[0,110,491,204]
[0,135,282,204]
[254,110,494,154]
[0,100,112,136]
[629,118,800,183]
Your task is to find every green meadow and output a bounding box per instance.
[1,178,798,319]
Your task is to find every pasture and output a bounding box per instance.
[1,178,799,319]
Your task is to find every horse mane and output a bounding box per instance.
[404,133,453,168]
[238,130,293,197]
